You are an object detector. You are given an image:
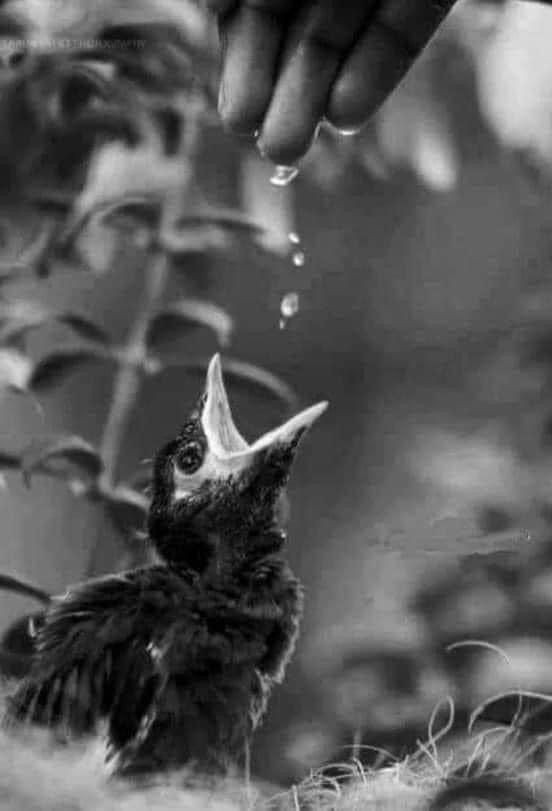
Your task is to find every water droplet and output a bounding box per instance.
[134,228,151,249]
[270,165,299,187]
[292,250,305,267]
[337,126,361,136]
[69,478,88,497]
[288,232,300,245]
[280,292,300,319]
[279,318,287,330]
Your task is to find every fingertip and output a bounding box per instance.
[217,7,283,136]
[327,29,412,129]
[218,91,265,136]
[326,73,377,131]
[217,76,271,136]
[256,128,314,167]
[257,44,337,165]
[204,0,238,15]
[325,80,372,133]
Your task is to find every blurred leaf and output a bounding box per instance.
[0,348,32,391]
[30,348,107,392]
[57,105,139,153]
[376,67,458,192]
[15,218,59,263]
[74,217,120,275]
[101,484,149,537]
[0,217,72,280]
[147,299,233,350]
[62,192,162,246]
[56,313,109,345]
[185,210,265,235]
[66,137,190,242]
[0,222,57,285]
[167,356,299,411]
[161,222,231,255]
[0,299,47,344]
[0,572,50,605]
[162,209,265,254]
[0,302,109,347]
[21,434,103,486]
[476,1,552,170]
[26,189,72,218]
[58,62,114,110]
[0,451,20,469]
[98,196,162,233]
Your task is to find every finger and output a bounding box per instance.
[327,0,457,130]
[258,0,379,164]
[218,0,299,135]
[204,0,238,15]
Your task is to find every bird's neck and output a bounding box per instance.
[153,520,286,580]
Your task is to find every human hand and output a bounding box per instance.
[207,0,458,166]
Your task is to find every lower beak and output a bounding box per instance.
[247,401,328,453]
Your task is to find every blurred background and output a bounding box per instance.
[1,0,552,787]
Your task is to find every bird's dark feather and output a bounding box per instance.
[8,557,302,772]
[8,567,181,750]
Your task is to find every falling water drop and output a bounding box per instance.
[292,250,305,267]
[280,291,300,320]
[337,126,361,136]
[270,165,299,187]
[279,234,303,329]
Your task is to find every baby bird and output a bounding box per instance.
[7,355,327,776]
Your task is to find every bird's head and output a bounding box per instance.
[148,354,327,571]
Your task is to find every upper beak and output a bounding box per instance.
[201,354,328,461]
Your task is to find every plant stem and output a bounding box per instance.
[99,93,205,485]
[86,93,205,576]
[98,247,168,486]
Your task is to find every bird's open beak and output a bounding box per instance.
[201,355,328,462]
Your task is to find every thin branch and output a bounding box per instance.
[0,572,50,605]
[86,93,205,576]
[98,247,169,484]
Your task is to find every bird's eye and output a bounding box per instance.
[175,441,205,475]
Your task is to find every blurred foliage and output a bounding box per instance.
[305,1,552,190]
[278,543,552,785]
[0,0,551,794]
[0,0,301,679]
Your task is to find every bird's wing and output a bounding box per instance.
[7,566,181,753]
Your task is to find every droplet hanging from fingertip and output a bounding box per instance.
[270,165,299,187]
